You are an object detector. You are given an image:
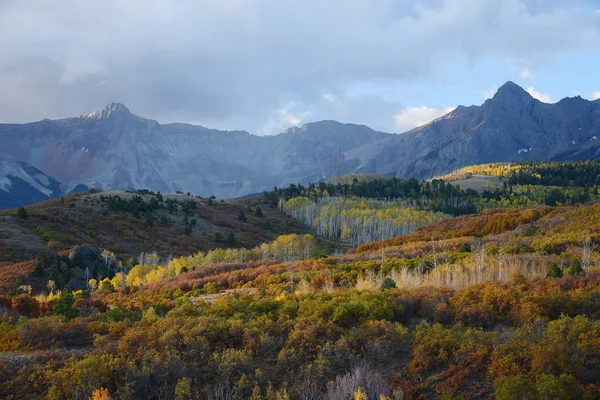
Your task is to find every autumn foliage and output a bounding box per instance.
[2,162,600,399]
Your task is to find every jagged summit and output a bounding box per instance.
[104,102,130,114]
[484,81,535,111]
[497,80,525,92]
[84,102,133,120]
[492,81,532,101]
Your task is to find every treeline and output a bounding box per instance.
[443,160,600,188]
[103,193,198,221]
[508,160,600,187]
[269,160,600,218]
[281,197,448,247]
[272,178,481,216]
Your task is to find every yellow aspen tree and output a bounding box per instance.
[354,387,368,400]
[89,388,111,400]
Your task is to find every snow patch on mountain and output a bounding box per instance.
[34,174,51,187]
[0,176,10,192]
[0,155,53,196]
[0,153,74,209]
[518,147,533,154]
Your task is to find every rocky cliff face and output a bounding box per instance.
[1,81,599,204]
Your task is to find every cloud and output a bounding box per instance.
[394,106,455,132]
[481,89,497,99]
[257,108,311,136]
[527,87,553,103]
[0,0,598,133]
[592,91,600,100]
[519,69,533,80]
[505,57,535,80]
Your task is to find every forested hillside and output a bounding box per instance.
[275,160,600,217]
[1,161,600,399]
[0,189,307,265]
[440,160,600,188]
[0,189,310,292]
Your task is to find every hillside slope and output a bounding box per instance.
[0,190,307,268]
[2,192,600,399]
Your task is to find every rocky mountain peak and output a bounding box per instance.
[484,81,535,115]
[101,102,132,118]
[104,102,130,113]
[493,81,532,102]
[84,102,133,120]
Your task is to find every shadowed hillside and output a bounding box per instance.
[0,189,308,268]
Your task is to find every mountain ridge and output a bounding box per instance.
[1,81,600,204]
[0,105,391,200]
[336,81,600,179]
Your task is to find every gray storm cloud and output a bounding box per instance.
[0,0,598,133]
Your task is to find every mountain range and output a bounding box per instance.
[1,81,599,209]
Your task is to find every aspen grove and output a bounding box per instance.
[280,196,449,247]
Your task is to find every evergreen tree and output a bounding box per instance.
[238,210,247,222]
[263,220,272,230]
[255,206,264,218]
[159,214,169,225]
[16,206,28,219]
[567,259,584,276]
[52,288,79,319]
[547,263,563,278]
[145,213,154,227]
[166,199,177,213]
[227,232,237,245]
[380,277,397,291]
[459,243,472,253]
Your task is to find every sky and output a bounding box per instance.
[0,0,599,135]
